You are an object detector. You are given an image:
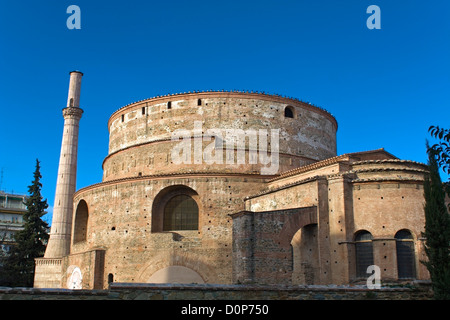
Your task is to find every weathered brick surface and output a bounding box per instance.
[231,207,317,285]
[34,91,435,290]
[56,92,339,289]
[102,92,337,182]
[236,157,430,285]
[72,176,265,288]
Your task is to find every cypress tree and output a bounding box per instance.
[422,144,450,299]
[0,159,49,286]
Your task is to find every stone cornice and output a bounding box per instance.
[268,154,350,182]
[74,171,274,198]
[352,159,428,168]
[245,175,326,200]
[246,170,425,201]
[351,177,424,184]
[350,167,428,175]
[269,148,403,182]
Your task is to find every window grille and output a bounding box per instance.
[395,230,416,279]
[355,231,374,278]
[163,195,198,231]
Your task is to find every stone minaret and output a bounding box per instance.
[44,71,84,258]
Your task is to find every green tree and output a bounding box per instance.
[0,159,49,286]
[422,144,450,299]
[429,126,450,176]
[429,126,450,198]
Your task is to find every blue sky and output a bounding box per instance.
[0,0,449,224]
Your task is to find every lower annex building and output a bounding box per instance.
[34,71,431,289]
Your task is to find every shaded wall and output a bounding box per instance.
[231,206,317,285]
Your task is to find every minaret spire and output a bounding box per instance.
[44,71,83,258]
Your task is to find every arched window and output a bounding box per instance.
[163,194,199,231]
[151,185,201,233]
[73,200,88,244]
[355,230,374,278]
[197,99,202,106]
[395,230,416,279]
[284,106,294,118]
[167,101,172,109]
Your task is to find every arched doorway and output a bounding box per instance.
[147,266,205,284]
[291,224,319,284]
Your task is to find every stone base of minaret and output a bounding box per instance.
[33,258,63,288]
[34,249,105,289]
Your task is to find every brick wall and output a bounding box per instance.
[231,207,317,285]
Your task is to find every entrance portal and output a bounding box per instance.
[147,266,205,284]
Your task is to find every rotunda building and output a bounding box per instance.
[71,91,338,287]
[35,87,432,289]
